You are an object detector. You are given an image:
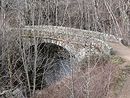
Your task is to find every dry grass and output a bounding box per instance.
[31,61,117,98]
[110,63,130,96]
[0,0,130,97]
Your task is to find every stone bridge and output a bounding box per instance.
[0,25,120,98]
[9,25,116,62]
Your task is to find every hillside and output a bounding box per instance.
[108,42,130,98]
[0,0,130,98]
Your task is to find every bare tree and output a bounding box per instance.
[0,0,129,98]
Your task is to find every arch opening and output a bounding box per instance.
[14,42,72,95]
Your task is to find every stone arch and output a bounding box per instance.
[10,26,112,58]
[36,38,84,60]
[13,41,74,96]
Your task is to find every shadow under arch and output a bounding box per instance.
[15,42,72,96]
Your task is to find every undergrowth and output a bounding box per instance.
[112,62,130,96]
[110,55,125,65]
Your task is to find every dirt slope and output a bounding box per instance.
[109,42,130,61]
[108,42,130,98]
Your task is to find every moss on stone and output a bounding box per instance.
[110,55,125,65]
